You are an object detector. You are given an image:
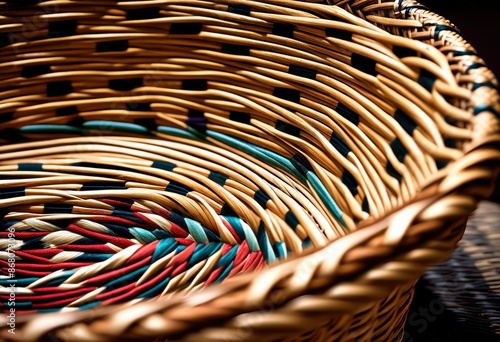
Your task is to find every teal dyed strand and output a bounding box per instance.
[151,229,171,240]
[216,245,238,268]
[185,219,209,244]
[0,277,38,287]
[104,265,149,289]
[187,243,221,268]
[10,301,32,309]
[158,127,305,195]
[224,216,260,252]
[138,276,171,298]
[214,260,233,284]
[79,301,101,310]
[175,244,187,253]
[20,124,82,135]
[252,144,307,183]
[240,221,261,253]
[206,130,346,228]
[206,130,300,178]
[74,253,114,262]
[160,127,303,184]
[40,270,74,287]
[37,308,60,313]
[151,239,178,262]
[207,130,271,160]
[83,121,150,135]
[129,227,159,244]
[273,241,287,259]
[186,125,208,140]
[157,126,203,141]
[257,223,277,263]
[307,172,347,228]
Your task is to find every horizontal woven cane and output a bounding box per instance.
[0,0,499,341]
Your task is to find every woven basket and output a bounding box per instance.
[0,0,499,341]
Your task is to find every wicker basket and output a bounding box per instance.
[0,0,499,341]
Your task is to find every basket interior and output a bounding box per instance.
[0,1,471,312]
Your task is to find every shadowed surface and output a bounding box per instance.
[406,201,500,341]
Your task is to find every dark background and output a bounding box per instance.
[404,2,500,341]
[418,0,500,78]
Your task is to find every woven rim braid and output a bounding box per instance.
[0,0,499,341]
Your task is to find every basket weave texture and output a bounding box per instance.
[0,0,499,341]
[421,201,500,338]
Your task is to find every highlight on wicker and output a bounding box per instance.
[0,0,498,341]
